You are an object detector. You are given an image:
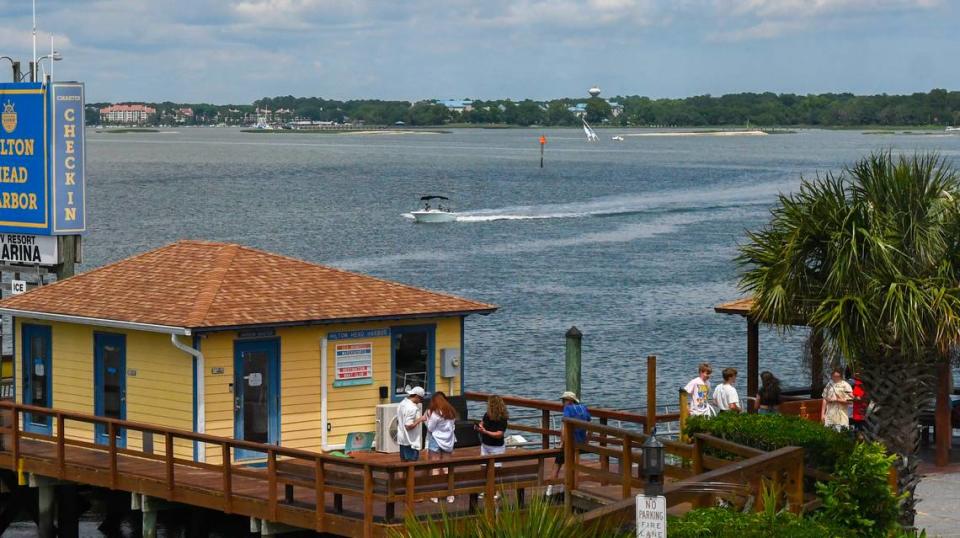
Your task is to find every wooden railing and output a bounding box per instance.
[0,402,561,538]
[558,417,805,527]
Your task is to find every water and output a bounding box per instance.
[83,127,960,412]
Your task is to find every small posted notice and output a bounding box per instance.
[635,494,666,538]
[334,342,374,387]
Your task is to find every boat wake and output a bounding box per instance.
[453,179,796,223]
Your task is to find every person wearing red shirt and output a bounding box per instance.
[851,373,867,435]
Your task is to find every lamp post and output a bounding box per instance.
[0,56,20,82]
[35,50,61,83]
[642,429,665,496]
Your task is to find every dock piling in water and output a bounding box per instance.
[565,326,582,399]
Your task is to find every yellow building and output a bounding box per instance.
[0,240,496,461]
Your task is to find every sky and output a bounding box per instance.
[0,0,957,104]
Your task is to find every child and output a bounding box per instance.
[712,367,741,413]
[683,363,713,416]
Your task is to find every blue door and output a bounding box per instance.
[22,324,52,435]
[391,325,436,401]
[234,339,280,460]
[94,333,126,447]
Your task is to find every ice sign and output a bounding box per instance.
[635,494,666,538]
[11,280,26,295]
[246,372,263,387]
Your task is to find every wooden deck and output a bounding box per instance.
[0,402,568,537]
[0,395,812,537]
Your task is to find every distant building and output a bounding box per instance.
[99,104,157,124]
[174,107,194,123]
[436,99,473,113]
[568,103,588,118]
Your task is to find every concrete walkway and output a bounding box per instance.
[915,438,960,538]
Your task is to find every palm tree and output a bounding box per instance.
[738,151,960,527]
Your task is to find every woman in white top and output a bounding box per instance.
[822,369,853,430]
[712,367,741,412]
[425,391,457,503]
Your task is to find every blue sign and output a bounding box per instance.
[0,83,48,233]
[50,82,85,234]
[0,82,86,235]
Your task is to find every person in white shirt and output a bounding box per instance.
[712,367,741,413]
[424,391,458,503]
[683,363,713,416]
[396,386,426,462]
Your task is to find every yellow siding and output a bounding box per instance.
[13,318,194,458]
[202,316,463,461]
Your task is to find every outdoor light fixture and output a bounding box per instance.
[643,428,665,496]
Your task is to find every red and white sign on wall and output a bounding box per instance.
[334,342,373,387]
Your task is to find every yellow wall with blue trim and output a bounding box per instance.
[14,318,195,458]
[201,316,462,462]
[12,314,464,463]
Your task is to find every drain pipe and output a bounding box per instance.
[171,334,205,462]
[320,336,329,451]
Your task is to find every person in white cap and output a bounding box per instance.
[397,386,427,462]
[546,391,590,496]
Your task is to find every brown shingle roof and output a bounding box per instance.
[0,240,496,330]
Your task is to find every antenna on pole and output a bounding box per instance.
[48,34,53,82]
[32,0,37,82]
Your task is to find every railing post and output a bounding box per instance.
[405,465,415,512]
[165,432,175,501]
[315,459,326,532]
[222,444,232,513]
[562,422,575,514]
[484,457,496,521]
[108,421,118,489]
[268,449,278,520]
[621,437,633,499]
[692,435,704,475]
[646,355,657,434]
[56,413,65,479]
[362,465,374,538]
[788,450,804,514]
[599,416,609,485]
[678,388,689,443]
[541,409,551,449]
[11,406,19,471]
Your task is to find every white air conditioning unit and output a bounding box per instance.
[375,403,402,453]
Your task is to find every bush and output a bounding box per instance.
[684,412,854,471]
[667,507,846,537]
[684,413,904,537]
[814,441,902,537]
[395,494,633,538]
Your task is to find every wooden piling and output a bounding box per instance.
[678,388,689,442]
[646,355,657,434]
[565,326,582,399]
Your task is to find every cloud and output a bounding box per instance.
[708,0,941,41]
[0,0,953,101]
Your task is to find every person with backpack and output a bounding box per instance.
[546,391,591,496]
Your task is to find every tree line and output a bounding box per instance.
[87,89,960,127]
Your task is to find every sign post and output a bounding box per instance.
[635,494,666,538]
[539,135,547,168]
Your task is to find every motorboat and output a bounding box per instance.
[611,135,624,141]
[411,195,458,223]
[947,127,960,133]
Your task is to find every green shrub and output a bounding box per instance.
[814,441,902,537]
[684,412,854,471]
[394,494,633,538]
[684,413,904,537]
[667,507,846,537]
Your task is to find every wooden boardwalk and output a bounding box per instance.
[0,402,566,537]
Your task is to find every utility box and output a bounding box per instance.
[440,348,461,378]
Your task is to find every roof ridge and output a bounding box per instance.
[232,243,496,310]
[184,243,240,327]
